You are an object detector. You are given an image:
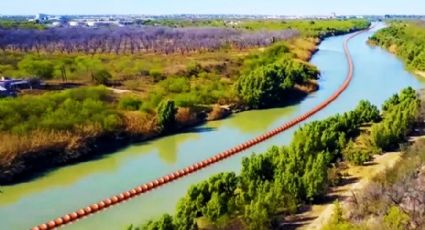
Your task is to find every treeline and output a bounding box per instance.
[135,88,420,230]
[0,19,45,30]
[369,21,425,72]
[141,19,370,38]
[0,27,298,54]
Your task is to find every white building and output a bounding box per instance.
[69,21,80,27]
[35,13,49,22]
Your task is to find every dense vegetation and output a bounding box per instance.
[0,19,45,30]
[141,19,370,37]
[135,88,419,230]
[235,42,319,108]
[369,21,425,72]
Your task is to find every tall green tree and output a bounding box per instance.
[156,100,177,132]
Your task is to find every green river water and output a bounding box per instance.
[0,23,424,229]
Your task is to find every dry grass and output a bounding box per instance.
[0,124,109,167]
[294,80,319,93]
[0,130,74,166]
[208,104,228,121]
[122,111,158,136]
[287,37,319,61]
[175,107,199,127]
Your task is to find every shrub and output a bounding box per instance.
[92,69,112,85]
[342,140,376,166]
[118,96,143,111]
[383,206,410,230]
[142,214,175,230]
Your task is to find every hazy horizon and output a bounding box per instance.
[1,0,424,16]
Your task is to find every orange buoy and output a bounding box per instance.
[173,171,180,178]
[62,214,71,223]
[153,180,159,186]
[111,196,119,204]
[118,193,125,201]
[123,191,131,199]
[55,217,64,225]
[70,212,78,220]
[143,184,149,191]
[77,209,86,217]
[169,173,176,180]
[184,167,190,174]
[31,227,40,230]
[130,188,137,195]
[213,155,220,160]
[148,182,154,189]
[38,224,48,230]
[159,177,165,184]
[136,186,143,193]
[179,169,185,175]
[91,204,99,212]
[47,221,56,228]
[163,176,170,183]
[98,201,106,209]
[189,165,195,171]
[84,206,92,214]
[104,198,112,206]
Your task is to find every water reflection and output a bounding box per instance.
[224,106,297,133]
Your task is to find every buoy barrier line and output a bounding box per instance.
[31,27,371,230]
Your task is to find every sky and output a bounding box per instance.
[0,0,424,16]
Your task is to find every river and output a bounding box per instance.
[0,23,424,230]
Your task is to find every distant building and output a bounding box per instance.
[69,21,80,27]
[35,13,49,22]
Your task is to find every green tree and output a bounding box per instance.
[118,96,143,111]
[354,100,380,123]
[142,214,175,230]
[18,56,54,79]
[156,100,177,132]
[92,69,112,85]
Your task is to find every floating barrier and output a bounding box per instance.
[32,28,370,230]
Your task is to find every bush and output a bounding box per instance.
[0,86,120,134]
[118,96,143,111]
[383,206,410,230]
[92,69,112,85]
[235,46,318,108]
[142,214,175,230]
[342,140,374,165]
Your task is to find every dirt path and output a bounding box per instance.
[285,152,402,230]
[289,135,425,230]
